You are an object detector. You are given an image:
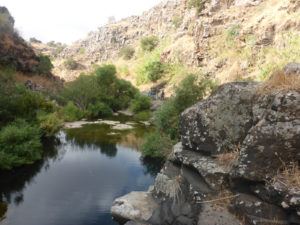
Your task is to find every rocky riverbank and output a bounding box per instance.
[111,63,300,225]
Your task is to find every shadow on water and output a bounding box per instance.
[0,117,161,225]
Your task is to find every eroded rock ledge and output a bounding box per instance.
[111,63,300,225]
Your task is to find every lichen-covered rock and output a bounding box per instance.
[237,90,300,181]
[179,82,259,155]
[111,192,158,223]
[169,142,230,190]
[230,193,289,225]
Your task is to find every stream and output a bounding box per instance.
[0,118,161,225]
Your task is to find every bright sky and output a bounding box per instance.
[1,0,162,44]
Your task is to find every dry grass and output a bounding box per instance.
[217,148,240,170]
[273,161,300,189]
[257,70,300,95]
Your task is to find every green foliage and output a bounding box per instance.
[133,111,151,121]
[188,0,204,13]
[37,112,62,137]
[0,119,42,170]
[47,41,56,47]
[63,74,97,110]
[62,102,82,122]
[141,132,173,159]
[226,23,240,40]
[172,17,183,29]
[154,75,216,139]
[29,37,42,43]
[64,58,78,70]
[145,61,165,82]
[0,75,44,124]
[85,102,113,119]
[62,64,138,115]
[140,36,159,52]
[36,53,53,75]
[153,99,179,139]
[130,94,151,113]
[79,47,85,54]
[119,46,135,60]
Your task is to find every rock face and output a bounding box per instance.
[179,82,259,155]
[111,65,300,225]
[0,7,39,73]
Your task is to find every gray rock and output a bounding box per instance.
[237,90,300,181]
[169,143,230,190]
[179,82,259,155]
[111,191,158,223]
[283,62,300,75]
[230,193,289,225]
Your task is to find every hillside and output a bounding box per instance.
[48,0,299,90]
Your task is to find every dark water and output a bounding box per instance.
[0,121,161,225]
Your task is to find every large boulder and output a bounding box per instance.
[237,90,300,181]
[179,82,259,155]
[230,193,289,225]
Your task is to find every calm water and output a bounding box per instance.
[0,121,161,225]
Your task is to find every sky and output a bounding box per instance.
[1,0,162,44]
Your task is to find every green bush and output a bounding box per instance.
[153,99,179,138]
[140,36,159,52]
[62,102,82,122]
[141,132,173,159]
[85,102,113,119]
[130,94,151,113]
[64,58,78,70]
[226,24,240,40]
[79,48,85,54]
[29,37,42,43]
[0,119,42,170]
[172,17,183,29]
[188,0,204,13]
[133,111,151,121]
[37,112,62,137]
[119,46,135,60]
[36,54,53,75]
[145,60,165,82]
[154,75,216,139]
[0,12,13,33]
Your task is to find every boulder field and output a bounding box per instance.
[111,63,300,225]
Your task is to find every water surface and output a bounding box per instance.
[0,121,161,225]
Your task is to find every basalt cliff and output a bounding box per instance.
[111,63,300,225]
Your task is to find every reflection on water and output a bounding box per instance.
[0,122,159,225]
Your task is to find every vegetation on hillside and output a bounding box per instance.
[119,46,135,60]
[141,74,216,159]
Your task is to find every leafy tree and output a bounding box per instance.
[0,119,42,170]
[36,53,53,75]
[29,37,42,43]
[119,46,135,60]
[145,60,165,82]
[140,36,159,51]
[130,94,151,113]
[64,58,78,70]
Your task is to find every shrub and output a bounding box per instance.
[37,112,62,137]
[153,99,179,139]
[154,75,216,139]
[133,111,151,121]
[140,36,159,52]
[226,23,240,40]
[188,0,204,13]
[95,64,117,86]
[47,41,56,47]
[130,94,151,113]
[64,58,78,70]
[0,11,13,33]
[172,17,183,29]
[145,60,165,82]
[141,132,173,159]
[62,101,82,122]
[36,54,53,75]
[79,48,85,54]
[119,46,135,60]
[85,102,113,119]
[29,37,42,43]
[0,119,42,170]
